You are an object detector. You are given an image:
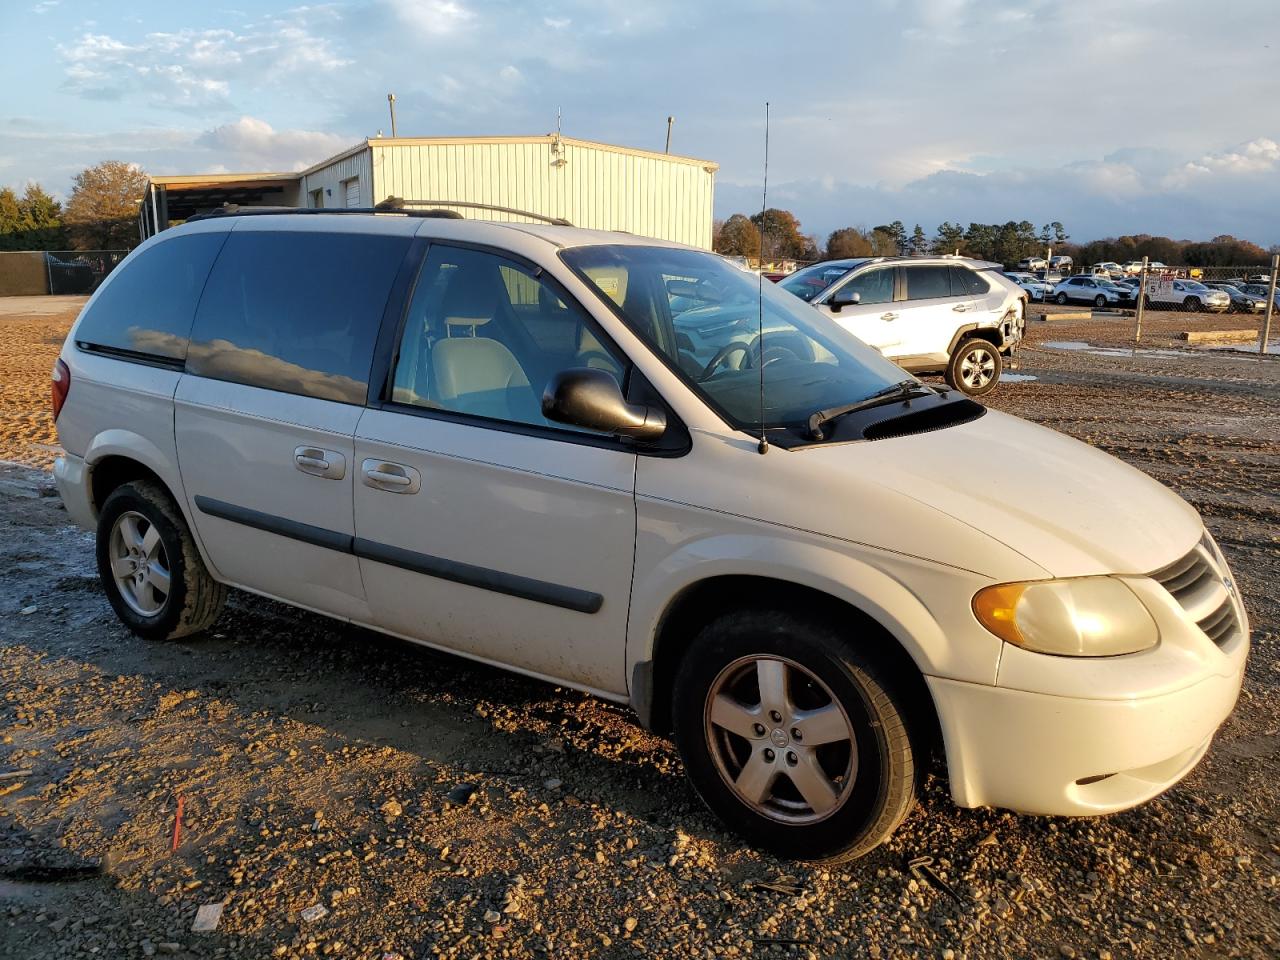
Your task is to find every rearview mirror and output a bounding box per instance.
[828,288,861,312]
[542,368,667,442]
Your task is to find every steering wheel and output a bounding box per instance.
[754,344,802,369]
[698,341,752,381]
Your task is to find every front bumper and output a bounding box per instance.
[928,661,1243,816]
[53,452,96,531]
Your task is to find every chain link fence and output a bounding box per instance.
[0,249,127,297]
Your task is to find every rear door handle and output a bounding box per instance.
[294,446,346,480]
[881,312,899,321]
[361,459,422,495]
[952,303,970,312]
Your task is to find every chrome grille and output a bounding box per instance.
[1152,537,1241,647]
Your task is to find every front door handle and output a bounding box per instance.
[294,446,346,480]
[952,303,970,312]
[881,312,899,321]
[361,459,422,495]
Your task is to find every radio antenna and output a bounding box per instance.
[755,102,770,455]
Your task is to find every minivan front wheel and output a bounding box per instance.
[96,479,226,641]
[672,611,919,862]
[945,338,1002,396]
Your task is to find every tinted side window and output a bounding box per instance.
[950,266,990,296]
[390,245,625,432]
[903,265,952,300]
[838,267,894,305]
[75,233,227,362]
[188,231,410,404]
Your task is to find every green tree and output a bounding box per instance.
[871,221,907,255]
[963,223,998,261]
[0,188,21,250]
[825,227,873,259]
[714,213,761,259]
[64,160,148,250]
[933,221,965,255]
[17,183,65,249]
[909,224,927,256]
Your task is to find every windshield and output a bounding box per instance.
[777,261,861,302]
[561,245,907,435]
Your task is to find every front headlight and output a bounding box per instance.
[973,577,1159,657]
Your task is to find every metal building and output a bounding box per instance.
[140,135,718,248]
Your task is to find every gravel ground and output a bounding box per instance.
[1,297,1278,959]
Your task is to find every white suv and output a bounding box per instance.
[52,211,1247,862]
[1052,275,1124,307]
[779,257,1026,397]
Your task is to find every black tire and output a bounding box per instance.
[1184,296,1201,313]
[944,337,1002,396]
[672,610,920,862]
[96,479,226,641]
[1054,292,1068,304]
[1093,295,1107,309]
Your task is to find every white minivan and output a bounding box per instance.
[52,210,1247,862]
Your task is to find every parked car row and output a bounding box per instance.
[52,209,1248,863]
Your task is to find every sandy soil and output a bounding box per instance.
[0,296,1277,959]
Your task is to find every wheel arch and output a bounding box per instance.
[946,324,1002,356]
[84,430,183,518]
[82,434,216,576]
[633,573,943,760]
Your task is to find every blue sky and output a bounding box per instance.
[2,0,1278,244]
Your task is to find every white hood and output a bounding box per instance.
[810,408,1203,578]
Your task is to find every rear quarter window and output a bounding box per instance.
[950,266,990,296]
[187,231,410,404]
[74,232,227,362]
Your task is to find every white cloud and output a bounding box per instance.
[196,116,351,170]
[57,13,350,109]
[385,0,475,36]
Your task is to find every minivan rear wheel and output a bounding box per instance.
[945,338,1002,396]
[672,610,920,862]
[96,480,226,641]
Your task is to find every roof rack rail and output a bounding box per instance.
[397,199,571,226]
[186,199,572,227]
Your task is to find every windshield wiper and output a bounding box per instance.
[806,380,938,440]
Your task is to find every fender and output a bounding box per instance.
[625,532,1005,700]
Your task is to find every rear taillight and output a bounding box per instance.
[51,358,70,421]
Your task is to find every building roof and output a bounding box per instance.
[302,134,719,175]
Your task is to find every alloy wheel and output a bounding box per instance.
[959,345,997,391]
[704,655,856,824]
[108,510,171,616]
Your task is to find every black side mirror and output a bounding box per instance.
[828,288,861,313]
[542,368,667,442]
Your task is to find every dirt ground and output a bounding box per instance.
[1,296,1278,959]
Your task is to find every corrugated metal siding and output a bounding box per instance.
[300,149,372,209]
[369,140,714,248]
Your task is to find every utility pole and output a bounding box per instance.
[1134,256,1149,347]
[387,93,398,138]
[665,116,674,154]
[1261,253,1279,355]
